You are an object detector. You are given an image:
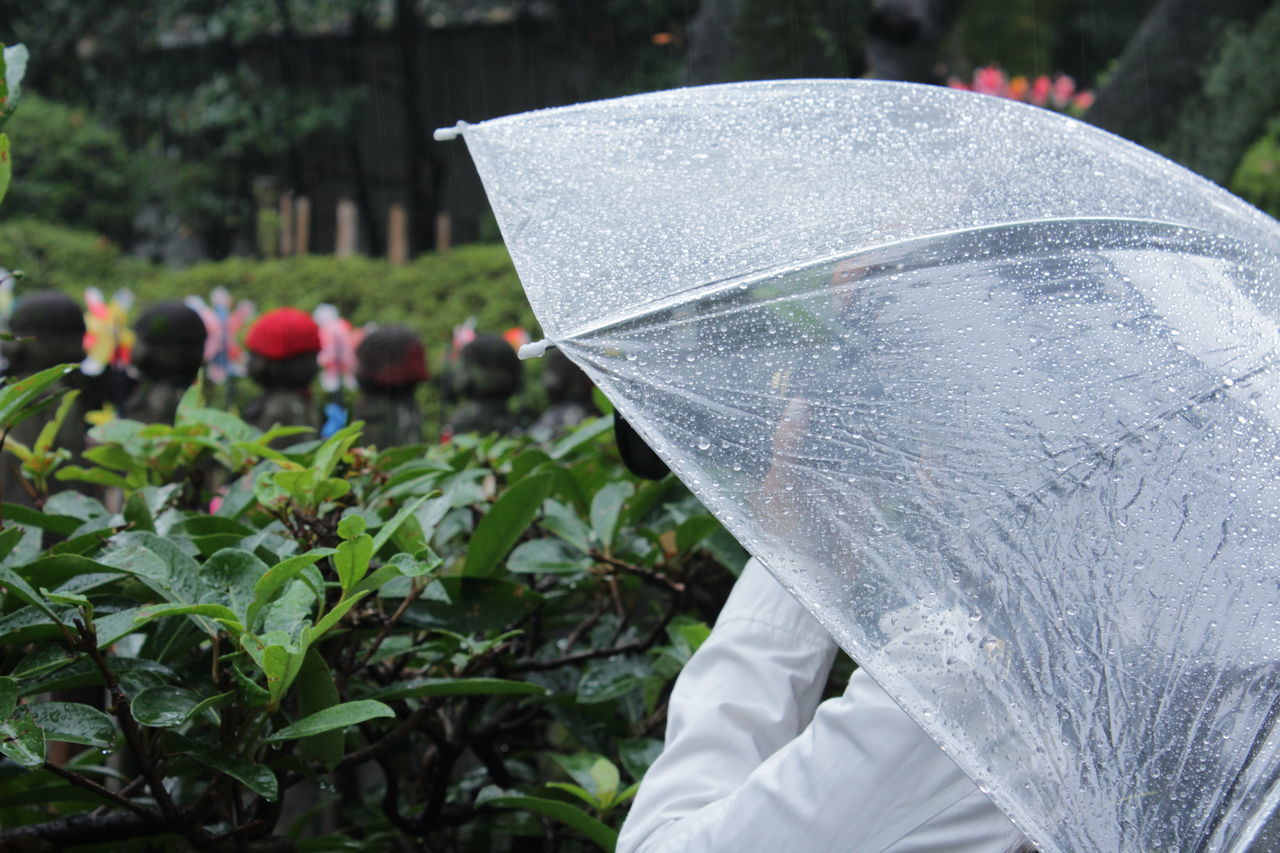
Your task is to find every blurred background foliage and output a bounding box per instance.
[0,0,1275,276]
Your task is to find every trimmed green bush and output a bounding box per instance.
[3,95,142,244]
[0,218,160,293]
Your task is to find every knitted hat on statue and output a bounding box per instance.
[245,308,322,361]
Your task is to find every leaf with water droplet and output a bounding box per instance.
[0,709,44,768]
[27,701,115,748]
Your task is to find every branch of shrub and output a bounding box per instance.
[355,579,428,671]
[589,550,686,594]
[72,617,193,836]
[0,810,180,846]
[42,762,163,824]
[504,603,679,672]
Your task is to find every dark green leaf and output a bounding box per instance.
[549,415,614,461]
[122,491,154,533]
[540,499,593,553]
[171,516,255,538]
[0,675,16,720]
[590,483,633,552]
[464,470,556,578]
[577,657,648,704]
[507,539,592,575]
[0,566,61,622]
[185,745,278,801]
[0,709,44,768]
[404,578,544,634]
[476,787,617,851]
[0,504,81,536]
[617,738,663,782]
[265,700,394,743]
[27,701,116,748]
[294,648,342,771]
[675,515,721,554]
[202,548,270,625]
[551,753,620,805]
[247,550,333,629]
[0,525,25,562]
[131,686,200,728]
[0,604,72,645]
[509,448,551,480]
[370,494,432,554]
[370,677,546,702]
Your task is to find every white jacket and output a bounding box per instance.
[618,558,1025,853]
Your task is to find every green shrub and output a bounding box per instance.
[3,95,142,244]
[0,218,160,293]
[1232,121,1280,219]
[0,380,743,851]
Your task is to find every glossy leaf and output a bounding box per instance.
[294,648,342,771]
[370,677,546,702]
[507,539,592,575]
[185,745,279,802]
[476,787,617,851]
[131,685,201,728]
[27,701,116,748]
[552,753,621,806]
[589,482,632,552]
[0,675,16,720]
[0,709,44,768]
[463,470,556,577]
[264,699,394,743]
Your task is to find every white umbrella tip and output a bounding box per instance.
[433,122,470,142]
[518,339,554,360]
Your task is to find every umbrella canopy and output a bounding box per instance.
[441,80,1280,853]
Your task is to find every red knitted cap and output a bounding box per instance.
[245,308,322,360]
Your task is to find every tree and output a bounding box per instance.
[1085,0,1280,184]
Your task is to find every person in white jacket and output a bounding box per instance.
[616,556,1031,853]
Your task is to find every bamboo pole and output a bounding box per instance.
[295,196,311,255]
[388,203,409,265]
[336,199,358,257]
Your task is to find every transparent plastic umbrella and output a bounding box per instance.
[437,80,1280,853]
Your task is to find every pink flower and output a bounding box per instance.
[1072,91,1095,112]
[209,495,224,514]
[1051,74,1076,108]
[1030,76,1051,106]
[946,76,971,91]
[973,66,1008,97]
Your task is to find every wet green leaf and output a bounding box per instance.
[0,675,16,720]
[464,470,556,578]
[295,648,342,770]
[507,539,592,575]
[0,709,44,768]
[27,701,116,747]
[590,482,633,552]
[184,745,278,801]
[370,677,546,702]
[476,786,617,851]
[131,685,201,728]
[552,753,620,806]
[265,699,394,743]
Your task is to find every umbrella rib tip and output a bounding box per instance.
[518,339,554,360]
[433,121,470,142]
